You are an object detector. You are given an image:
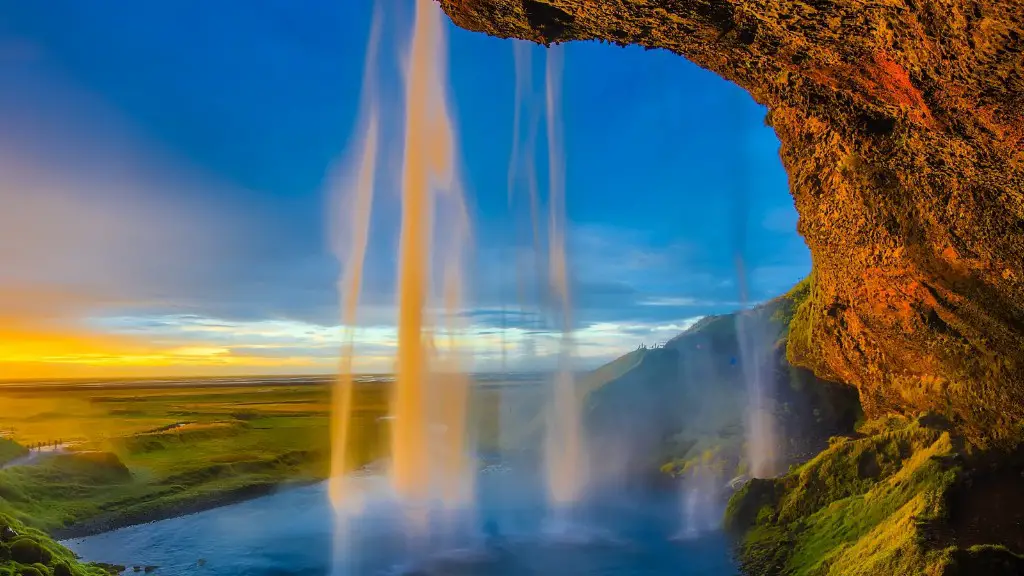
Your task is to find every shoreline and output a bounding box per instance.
[53,468,687,541]
[54,478,324,541]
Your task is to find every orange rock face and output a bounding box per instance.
[439,0,1024,445]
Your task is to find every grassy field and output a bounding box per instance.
[0,377,547,537]
[0,382,339,535]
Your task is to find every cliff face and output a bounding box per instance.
[439,0,1024,445]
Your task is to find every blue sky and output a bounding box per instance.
[0,1,809,377]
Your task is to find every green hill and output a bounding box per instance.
[0,440,28,468]
[583,281,861,485]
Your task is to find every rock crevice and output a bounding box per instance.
[439,0,1024,444]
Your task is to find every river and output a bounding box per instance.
[64,471,739,575]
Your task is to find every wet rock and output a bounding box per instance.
[727,474,750,491]
[91,563,125,575]
[0,527,16,543]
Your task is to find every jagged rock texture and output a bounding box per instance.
[439,0,1024,445]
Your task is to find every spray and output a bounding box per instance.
[330,0,474,536]
[435,184,473,508]
[391,0,475,517]
[734,265,777,478]
[328,9,381,575]
[542,44,587,512]
[328,5,381,515]
[728,93,778,479]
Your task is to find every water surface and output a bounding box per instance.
[66,472,739,575]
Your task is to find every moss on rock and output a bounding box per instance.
[723,477,783,534]
[10,539,50,566]
[0,515,114,576]
[726,415,1024,575]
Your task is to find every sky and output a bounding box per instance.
[0,1,810,378]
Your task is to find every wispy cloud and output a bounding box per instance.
[638,296,746,308]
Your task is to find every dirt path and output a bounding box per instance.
[0,444,68,470]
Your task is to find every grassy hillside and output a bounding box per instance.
[583,280,860,484]
[0,440,28,468]
[0,384,353,536]
[577,348,646,398]
[725,414,1024,575]
[0,379,535,538]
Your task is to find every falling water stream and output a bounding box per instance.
[330,0,475,535]
[328,6,380,518]
[729,91,778,480]
[325,0,727,570]
[541,45,588,516]
[333,0,587,525]
[54,3,769,575]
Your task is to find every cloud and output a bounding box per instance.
[638,296,745,308]
[0,63,332,378]
[0,27,809,379]
[0,64,254,310]
[569,224,693,280]
[0,60,362,334]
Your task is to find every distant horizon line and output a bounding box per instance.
[0,370,585,385]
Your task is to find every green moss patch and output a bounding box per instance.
[728,414,1024,575]
[0,514,113,576]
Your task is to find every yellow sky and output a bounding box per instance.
[0,287,330,380]
[0,326,326,380]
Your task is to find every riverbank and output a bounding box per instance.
[0,383,338,539]
[52,478,323,540]
[0,377,536,542]
[1,512,121,576]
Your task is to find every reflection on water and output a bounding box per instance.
[65,470,738,576]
